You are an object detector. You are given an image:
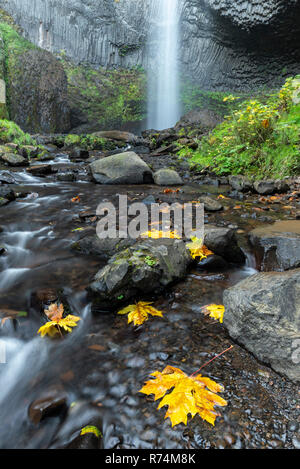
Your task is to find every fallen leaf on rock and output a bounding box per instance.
[141,229,181,239]
[80,426,102,438]
[140,366,227,426]
[118,301,164,326]
[186,237,213,260]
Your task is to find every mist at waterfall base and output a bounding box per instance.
[147,0,181,131]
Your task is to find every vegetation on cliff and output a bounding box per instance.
[61,58,146,132]
[179,77,300,179]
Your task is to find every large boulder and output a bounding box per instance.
[87,238,192,311]
[89,151,153,184]
[229,176,253,193]
[91,130,139,144]
[224,269,300,383]
[249,221,300,271]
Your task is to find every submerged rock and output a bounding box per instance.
[224,269,300,383]
[28,389,67,424]
[90,151,153,184]
[249,221,300,271]
[153,169,183,186]
[87,238,192,310]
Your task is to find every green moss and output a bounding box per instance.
[0,20,36,119]
[0,119,36,145]
[61,59,147,129]
[63,134,122,151]
[181,76,300,179]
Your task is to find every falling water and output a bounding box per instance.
[147,0,181,130]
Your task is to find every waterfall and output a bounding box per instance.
[147,0,181,130]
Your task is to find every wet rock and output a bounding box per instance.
[49,402,102,449]
[20,146,39,158]
[175,109,220,131]
[28,389,67,424]
[57,171,76,182]
[253,180,276,195]
[0,171,16,184]
[72,235,136,260]
[0,198,9,207]
[90,151,153,184]
[204,225,245,264]
[254,179,290,195]
[87,238,192,310]
[70,147,89,160]
[26,164,53,176]
[199,196,223,212]
[197,254,228,271]
[0,187,16,202]
[249,221,300,271]
[153,169,183,186]
[0,153,28,166]
[229,175,253,193]
[92,130,140,144]
[224,269,300,383]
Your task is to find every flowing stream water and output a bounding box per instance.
[147,0,181,130]
[0,156,299,448]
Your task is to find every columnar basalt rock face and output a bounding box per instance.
[0,0,299,90]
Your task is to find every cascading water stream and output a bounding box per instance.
[147,0,181,130]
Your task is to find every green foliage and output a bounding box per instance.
[180,82,239,118]
[62,59,147,129]
[181,77,300,179]
[0,20,36,118]
[0,119,35,145]
[63,134,122,151]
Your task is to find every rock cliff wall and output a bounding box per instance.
[0,0,299,90]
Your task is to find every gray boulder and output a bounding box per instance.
[249,221,300,271]
[1,153,28,166]
[87,238,192,311]
[229,175,253,193]
[90,151,153,184]
[224,269,300,383]
[153,169,183,186]
[199,196,223,212]
[204,225,245,264]
[254,179,290,195]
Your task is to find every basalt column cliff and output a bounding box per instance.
[0,0,300,90]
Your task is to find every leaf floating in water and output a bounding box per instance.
[118,301,164,326]
[186,237,213,260]
[140,366,227,427]
[202,304,225,324]
[71,196,80,203]
[38,303,81,338]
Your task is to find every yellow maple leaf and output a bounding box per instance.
[202,304,225,324]
[186,237,214,260]
[38,303,81,338]
[141,229,181,239]
[140,365,227,427]
[118,301,164,326]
